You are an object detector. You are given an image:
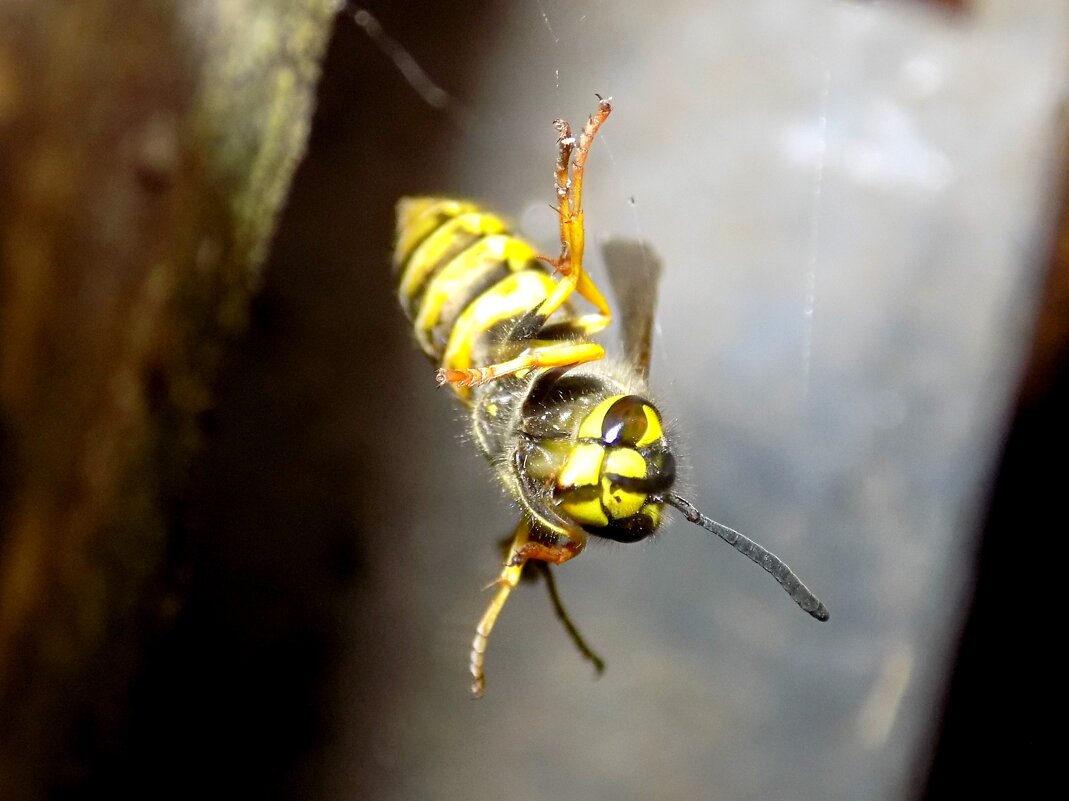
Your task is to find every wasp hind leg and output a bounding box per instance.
[470,519,588,697]
[541,96,614,325]
[514,99,615,341]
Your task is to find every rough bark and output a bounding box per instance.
[0,1,337,796]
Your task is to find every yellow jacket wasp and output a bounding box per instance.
[394,97,828,697]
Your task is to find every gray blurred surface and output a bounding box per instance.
[321,2,1068,800]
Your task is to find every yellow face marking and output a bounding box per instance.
[577,395,619,440]
[601,448,647,519]
[601,480,646,519]
[557,443,604,489]
[640,502,663,529]
[560,495,608,528]
[556,444,655,527]
[603,447,645,481]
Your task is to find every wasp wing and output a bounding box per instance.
[600,238,663,381]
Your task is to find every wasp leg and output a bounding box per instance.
[508,535,585,565]
[470,519,588,697]
[520,260,611,341]
[494,531,602,673]
[471,520,530,698]
[470,559,523,698]
[533,98,614,327]
[438,99,615,392]
[510,98,615,343]
[530,561,606,676]
[437,341,605,388]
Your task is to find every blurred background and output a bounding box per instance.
[0,1,1064,799]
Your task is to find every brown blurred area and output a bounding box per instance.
[922,124,1069,801]
[1020,149,1069,406]
[0,0,503,798]
[0,0,341,797]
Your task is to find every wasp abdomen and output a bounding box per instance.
[395,197,565,400]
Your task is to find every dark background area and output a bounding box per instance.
[921,159,1068,800]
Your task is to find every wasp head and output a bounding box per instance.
[553,394,675,542]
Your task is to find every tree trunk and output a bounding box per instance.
[0,2,337,797]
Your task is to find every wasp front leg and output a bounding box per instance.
[437,340,605,388]
[470,518,587,697]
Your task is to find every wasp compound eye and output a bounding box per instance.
[578,394,666,448]
[601,395,647,444]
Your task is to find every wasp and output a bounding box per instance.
[394,97,828,697]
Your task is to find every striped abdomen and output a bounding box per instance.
[393,198,560,400]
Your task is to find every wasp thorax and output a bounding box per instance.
[554,394,676,542]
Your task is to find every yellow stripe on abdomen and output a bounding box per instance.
[441,269,558,399]
[395,196,585,402]
[394,198,480,270]
[398,210,509,318]
[413,234,541,356]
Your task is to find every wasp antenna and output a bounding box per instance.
[348,5,459,116]
[663,493,830,621]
